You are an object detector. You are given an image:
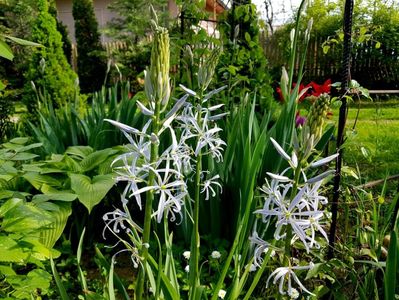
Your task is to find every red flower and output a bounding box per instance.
[309,79,331,97]
[276,87,284,102]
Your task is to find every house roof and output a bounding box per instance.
[205,0,229,14]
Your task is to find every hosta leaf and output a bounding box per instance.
[23,172,62,190]
[0,198,23,217]
[37,202,72,249]
[1,202,52,233]
[62,155,83,173]
[8,269,51,299]
[9,137,30,145]
[0,236,29,263]
[32,193,77,203]
[70,173,115,213]
[65,145,93,159]
[79,148,118,172]
[9,152,38,161]
[5,36,42,47]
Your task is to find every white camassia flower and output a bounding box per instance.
[266,263,315,296]
[201,174,222,200]
[184,265,190,273]
[132,160,187,223]
[218,289,226,299]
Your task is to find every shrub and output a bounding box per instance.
[23,0,78,113]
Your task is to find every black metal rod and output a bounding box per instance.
[328,0,354,259]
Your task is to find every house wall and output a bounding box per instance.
[55,0,116,43]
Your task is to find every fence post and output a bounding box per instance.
[328,0,354,259]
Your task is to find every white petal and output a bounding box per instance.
[266,172,291,182]
[270,137,291,162]
[137,100,154,116]
[310,153,339,168]
[306,170,335,184]
[179,84,197,96]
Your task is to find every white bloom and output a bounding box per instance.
[249,232,272,267]
[266,263,315,296]
[183,251,191,260]
[218,289,226,299]
[184,265,190,273]
[201,174,222,200]
[211,250,221,259]
[132,159,187,223]
[249,264,257,272]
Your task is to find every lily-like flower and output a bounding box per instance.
[266,263,315,296]
[132,160,186,223]
[201,174,222,200]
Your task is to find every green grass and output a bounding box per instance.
[334,99,399,186]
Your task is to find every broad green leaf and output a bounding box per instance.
[9,152,38,161]
[5,35,42,47]
[32,192,77,203]
[0,39,13,60]
[37,201,72,248]
[0,265,16,276]
[9,137,30,145]
[79,148,118,172]
[23,172,62,190]
[1,202,52,233]
[8,269,51,299]
[70,173,115,213]
[0,198,23,217]
[0,236,29,262]
[65,145,93,159]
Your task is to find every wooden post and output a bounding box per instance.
[328,0,354,259]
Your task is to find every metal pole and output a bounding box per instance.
[328,0,354,259]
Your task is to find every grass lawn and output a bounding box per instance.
[334,99,399,187]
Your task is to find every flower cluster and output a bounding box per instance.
[251,136,337,296]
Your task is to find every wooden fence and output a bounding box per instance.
[262,34,399,89]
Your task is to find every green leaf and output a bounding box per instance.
[23,172,62,190]
[33,192,77,203]
[51,257,70,300]
[65,145,93,159]
[79,148,118,172]
[0,236,30,262]
[384,230,398,300]
[5,35,42,47]
[0,39,14,60]
[375,41,381,49]
[9,137,30,145]
[37,201,72,249]
[244,32,251,43]
[70,174,115,213]
[8,269,51,298]
[9,152,38,161]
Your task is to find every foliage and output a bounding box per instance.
[23,0,78,114]
[29,81,145,155]
[72,0,106,93]
[105,0,168,43]
[217,3,274,111]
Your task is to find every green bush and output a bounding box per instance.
[217,3,274,111]
[23,0,78,113]
[72,0,106,93]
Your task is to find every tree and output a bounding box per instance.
[105,0,168,43]
[217,3,274,110]
[72,0,106,93]
[23,0,78,112]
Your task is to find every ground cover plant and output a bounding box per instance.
[0,0,399,299]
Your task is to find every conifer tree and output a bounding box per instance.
[24,0,78,112]
[72,0,106,93]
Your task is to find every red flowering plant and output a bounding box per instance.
[276,78,332,127]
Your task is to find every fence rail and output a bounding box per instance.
[262,34,399,89]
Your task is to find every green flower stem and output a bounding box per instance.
[189,97,204,299]
[189,152,202,298]
[136,101,161,300]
